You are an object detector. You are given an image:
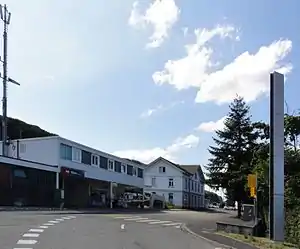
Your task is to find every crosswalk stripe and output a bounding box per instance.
[162,222,182,226]
[124,217,148,221]
[114,216,138,219]
[148,220,172,224]
[136,219,158,223]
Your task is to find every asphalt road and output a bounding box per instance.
[0,211,222,249]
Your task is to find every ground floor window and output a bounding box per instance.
[168,193,174,204]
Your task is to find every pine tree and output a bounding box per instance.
[205,96,258,217]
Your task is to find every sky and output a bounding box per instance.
[3,0,299,194]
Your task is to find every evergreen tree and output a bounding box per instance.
[205,96,258,217]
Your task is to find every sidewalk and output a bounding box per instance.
[184,215,259,249]
[184,223,259,249]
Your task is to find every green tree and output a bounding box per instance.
[205,96,258,218]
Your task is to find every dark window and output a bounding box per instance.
[100,156,108,169]
[137,168,143,178]
[60,143,72,160]
[127,165,133,175]
[115,161,121,173]
[13,169,27,178]
[81,150,91,165]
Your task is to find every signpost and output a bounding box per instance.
[248,173,258,223]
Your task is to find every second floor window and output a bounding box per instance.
[168,178,174,187]
[60,143,72,160]
[108,159,114,171]
[121,163,126,173]
[152,177,156,186]
[159,166,166,173]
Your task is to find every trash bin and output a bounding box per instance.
[242,204,255,221]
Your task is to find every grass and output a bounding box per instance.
[216,232,298,249]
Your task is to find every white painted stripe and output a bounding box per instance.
[13,247,32,249]
[67,216,76,218]
[17,239,37,245]
[175,225,181,228]
[13,248,33,249]
[39,226,48,229]
[162,222,182,226]
[48,220,59,223]
[136,219,158,223]
[124,217,147,221]
[44,223,54,226]
[23,233,40,238]
[62,217,71,219]
[148,220,172,224]
[29,229,44,233]
[55,218,64,221]
[114,216,138,219]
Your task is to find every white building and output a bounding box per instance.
[144,157,205,209]
[0,136,145,207]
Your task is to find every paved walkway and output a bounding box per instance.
[186,215,259,249]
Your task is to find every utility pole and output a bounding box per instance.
[0,4,20,156]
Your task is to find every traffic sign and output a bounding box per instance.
[247,174,257,188]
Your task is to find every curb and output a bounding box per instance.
[180,224,236,249]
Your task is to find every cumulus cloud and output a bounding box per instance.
[128,0,180,48]
[152,24,292,104]
[196,116,227,132]
[114,134,199,164]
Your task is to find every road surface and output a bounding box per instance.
[0,211,221,249]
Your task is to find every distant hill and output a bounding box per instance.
[0,116,55,140]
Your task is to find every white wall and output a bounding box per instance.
[144,160,183,191]
[5,136,59,165]
[58,137,145,188]
[2,136,145,188]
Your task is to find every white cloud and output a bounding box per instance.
[114,134,199,164]
[140,100,184,118]
[152,25,238,89]
[152,24,292,104]
[128,0,180,48]
[196,116,227,132]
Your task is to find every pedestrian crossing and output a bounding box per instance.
[112,215,182,228]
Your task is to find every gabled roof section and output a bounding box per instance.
[179,164,205,181]
[147,157,192,176]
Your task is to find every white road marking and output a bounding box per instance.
[62,217,71,219]
[121,224,125,230]
[162,222,182,226]
[136,219,158,223]
[23,233,40,238]
[17,239,37,245]
[43,223,54,226]
[55,218,64,221]
[175,225,181,228]
[114,216,138,219]
[29,229,44,233]
[124,217,148,221]
[148,220,172,224]
[39,226,48,229]
[48,220,59,223]
[67,216,76,218]
[13,248,33,249]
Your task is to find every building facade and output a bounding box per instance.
[0,136,145,208]
[144,157,205,209]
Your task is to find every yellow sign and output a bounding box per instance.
[247,174,257,188]
[250,187,256,198]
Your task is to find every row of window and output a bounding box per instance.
[151,177,203,192]
[60,144,143,178]
[184,178,203,193]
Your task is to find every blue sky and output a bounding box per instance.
[5,0,298,173]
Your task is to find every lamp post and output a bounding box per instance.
[0,4,20,156]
